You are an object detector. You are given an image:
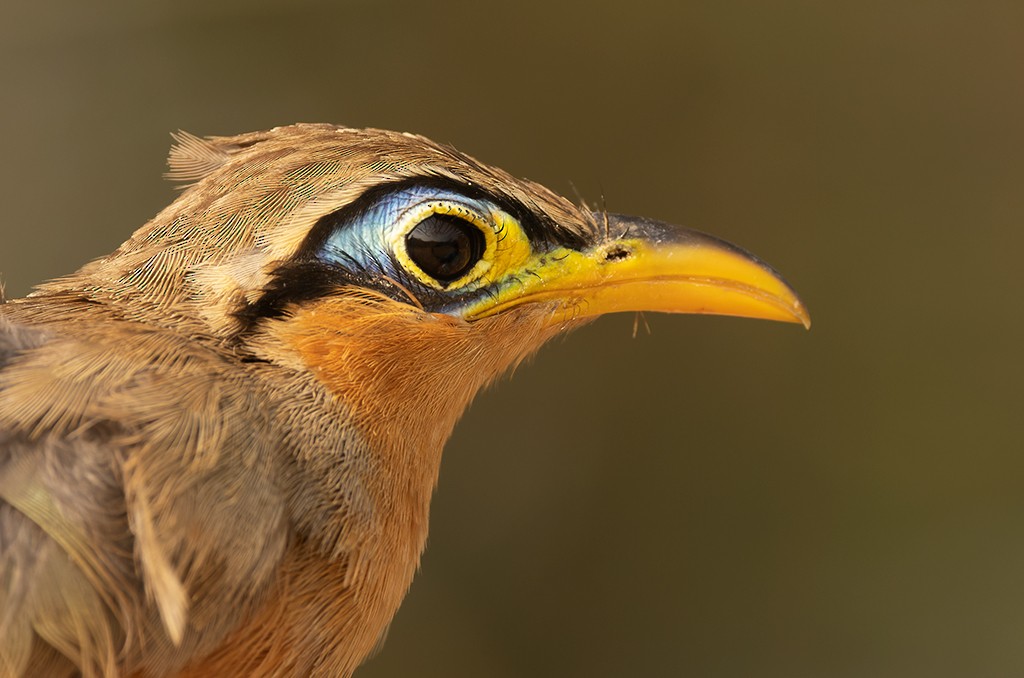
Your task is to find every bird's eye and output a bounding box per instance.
[404,213,486,284]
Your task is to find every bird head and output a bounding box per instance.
[44,123,808,457]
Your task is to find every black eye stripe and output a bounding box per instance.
[241,177,584,333]
[405,213,486,284]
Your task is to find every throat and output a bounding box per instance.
[240,293,564,671]
[256,293,557,521]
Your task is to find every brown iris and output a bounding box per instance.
[405,213,486,284]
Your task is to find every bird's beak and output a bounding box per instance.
[463,213,810,328]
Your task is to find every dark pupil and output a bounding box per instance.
[405,213,485,284]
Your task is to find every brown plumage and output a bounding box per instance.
[0,124,808,677]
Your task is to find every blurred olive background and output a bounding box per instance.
[3,1,1022,676]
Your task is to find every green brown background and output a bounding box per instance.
[2,1,1022,676]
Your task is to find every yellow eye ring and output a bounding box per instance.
[391,202,497,290]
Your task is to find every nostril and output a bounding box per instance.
[604,246,631,262]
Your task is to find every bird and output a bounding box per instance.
[0,123,809,677]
